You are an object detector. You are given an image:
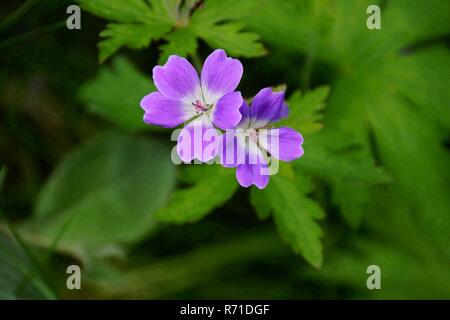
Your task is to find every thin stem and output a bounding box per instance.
[0,211,58,299]
[0,168,58,299]
[0,21,65,50]
[0,0,41,35]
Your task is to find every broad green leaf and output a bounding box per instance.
[280,86,330,136]
[263,170,324,268]
[31,131,176,246]
[79,57,155,130]
[155,165,238,224]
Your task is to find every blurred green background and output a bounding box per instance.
[0,0,449,299]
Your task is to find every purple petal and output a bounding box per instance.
[236,101,251,129]
[259,127,304,161]
[217,130,246,167]
[246,139,267,165]
[177,115,219,163]
[278,101,289,119]
[153,55,200,100]
[211,92,243,129]
[250,88,285,128]
[236,163,270,189]
[141,92,189,128]
[201,49,243,97]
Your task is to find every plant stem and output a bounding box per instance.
[0,21,65,50]
[0,0,41,35]
[0,168,58,299]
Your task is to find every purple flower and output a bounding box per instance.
[218,88,304,189]
[140,49,243,162]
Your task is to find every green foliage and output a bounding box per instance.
[30,131,176,247]
[0,234,47,299]
[261,168,325,268]
[158,27,198,65]
[249,188,270,220]
[246,0,450,292]
[79,57,154,130]
[79,0,265,62]
[78,0,173,62]
[280,86,329,136]
[155,165,238,224]
[1,0,449,299]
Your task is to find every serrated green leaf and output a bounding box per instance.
[299,132,390,187]
[98,22,170,63]
[147,0,178,23]
[30,131,176,247]
[79,0,173,62]
[193,21,266,58]
[263,172,324,268]
[191,0,259,24]
[158,27,198,64]
[280,86,329,135]
[79,57,155,130]
[155,165,238,224]
[78,0,155,23]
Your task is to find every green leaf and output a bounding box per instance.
[155,165,238,224]
[280,86,330,136]
[147,0,178,22]
[189,0,266,58]
[98,22,170,63]
[251,1,450,232]
[192,21,266,58]
[263,168,324,268]
[79,57,155,131]
[0,234,47,299]
[299,132,390,187]
[31,131,176,247]
[191,0,259,24]
[80,0,265,62]
[79,0,172,62]
[158,27,198,64]
[249,188,271,220]
[78,0,156,23]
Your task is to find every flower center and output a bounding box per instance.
[246,128,258,143]
[192,100,212,113]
